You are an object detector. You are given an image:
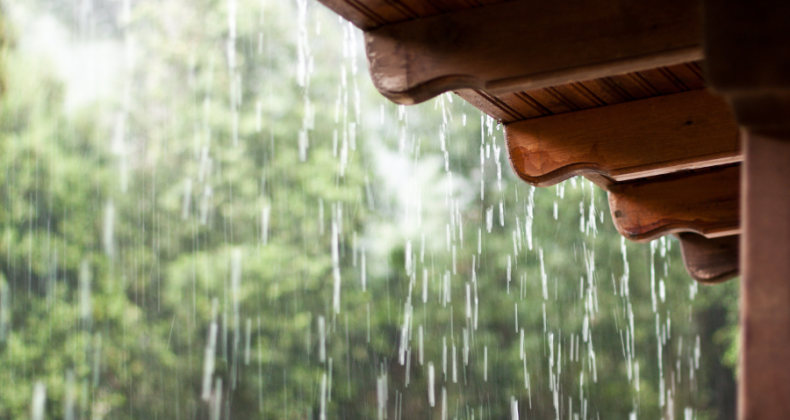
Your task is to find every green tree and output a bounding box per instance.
[0,1,739,419]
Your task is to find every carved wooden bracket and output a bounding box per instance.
[505,89,740,187]
[677,233,739,284]
[364,0,702,104]
[608,165,740,242]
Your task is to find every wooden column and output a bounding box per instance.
[704,0,790,416]
[739,131,790,419]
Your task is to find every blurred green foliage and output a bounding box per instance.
[0,1,739,419]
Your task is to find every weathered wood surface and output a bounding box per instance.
[738,131,790,420]
[608,165,741,242]
[456,62,707,124]
[677,233,739,284]
[703,2,790,418]
[315,0,509,30]
[365,0,702,104]
[504,90,740,187]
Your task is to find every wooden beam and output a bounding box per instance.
[705,0,790,131]
[456,62,709,124]
[704,2,790,417]
[704,0,790,95]
[739,131,790,419]
[315,0,391,30]
[365,0,702,104]
[504,89,740,187]
[608,165,740,242]
[315,0,511,30]
[727,93,790,131]
[677,233,739,284]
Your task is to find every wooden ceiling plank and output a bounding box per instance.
[364,0,702,104]
[664,63,707,91]
[600,74,654,101]
[521,88,578,115]
[550,84,604,111]
[316,0,511,29]
[496,92,549,121]
[677,233,739,284]
[576,79,620,106]
[505,89,740,187]
[454,89,528,123]
[608,165,741,242]
[634,68,686,96]
[316,0,404,29]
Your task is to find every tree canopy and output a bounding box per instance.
[0,1,739,419]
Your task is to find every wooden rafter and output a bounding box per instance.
[317,0,790,414]
[315,0,510,30]
[456,62,707,124]
[608,165,740,242]
[677,233,739,284]
[505,89,740,186]
[364,0,702,104]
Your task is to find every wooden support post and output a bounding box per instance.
[704,1,790,417]
[505,89,740,186]
[739,131,790,419]
[363,0,701,104]
[608,165,740,242]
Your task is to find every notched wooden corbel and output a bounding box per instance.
[608,165,741,242]
[504,90,740,187]
[677,232,739,284]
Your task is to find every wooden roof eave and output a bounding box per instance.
[504,89,740,187]
[317,0,742,284]
[361,0,702,105]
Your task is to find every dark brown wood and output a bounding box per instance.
[704,2,790,418]
[608,165,741,242]
[504,90,740,187]
[727,93,790,131]
[738,131,790,420]
[704,0,790,95]
[583,174,615,190]
[704,0,790,132]
[365,0,702,104]
[315,0,509,30]
[456,62,707,124]
[677,233,739,284]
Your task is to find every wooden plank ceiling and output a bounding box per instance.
[315,0,511,29]
[318,0,740,283]
[457,62,708,124]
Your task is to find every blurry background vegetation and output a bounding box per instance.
[0,0,739,419]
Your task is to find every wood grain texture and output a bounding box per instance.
[457,62,706,124]
[608,165,741,242]
[315,0,510,30]
[677,233,739,284]
[504,90,740,187]
[365,0,702,104]
[739,131,790,420]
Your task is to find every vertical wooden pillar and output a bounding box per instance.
[704,0,790,417]
[739,131,790,419]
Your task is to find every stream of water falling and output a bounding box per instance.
[0,0,740,419]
